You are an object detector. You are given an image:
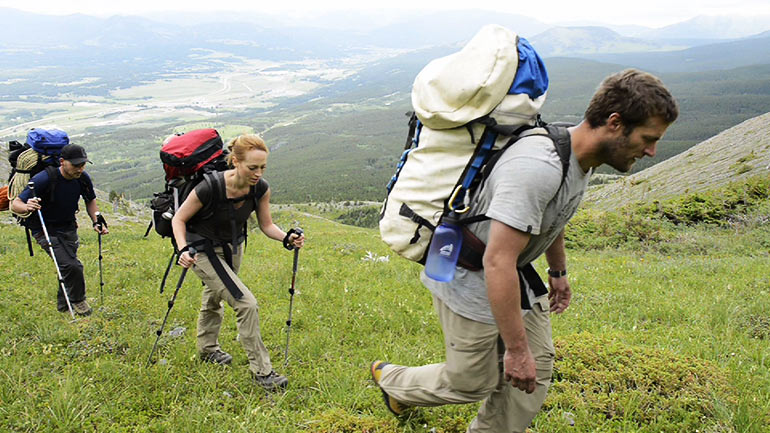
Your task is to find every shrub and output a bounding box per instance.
[336,205,380,228]
[545,332,737,431]
[565,208,670,250]
[568,175,770,251]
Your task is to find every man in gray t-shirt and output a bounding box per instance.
[372,69,680,432]
[423,132,591,325]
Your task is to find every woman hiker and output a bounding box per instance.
[172,134,304,391]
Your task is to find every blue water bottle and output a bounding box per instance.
[425,212,463,282]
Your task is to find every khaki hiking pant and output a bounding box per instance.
[192,244,273,376]
[378,294,555,433]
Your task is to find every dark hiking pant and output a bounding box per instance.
[33,228,86,309]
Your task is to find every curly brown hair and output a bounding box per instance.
[584,69,679,134]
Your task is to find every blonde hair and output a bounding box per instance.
[227,134,269,166]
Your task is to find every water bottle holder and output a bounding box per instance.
[456,226,487,272]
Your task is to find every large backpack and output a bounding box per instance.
[148,128,228,238]
[379,24,560,264]
[7,129,70,217]
[5,129,78,256]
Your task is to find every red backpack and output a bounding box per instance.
[160,128,225,181]
[148,129,228,239]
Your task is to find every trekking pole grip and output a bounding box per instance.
[95,211,108,229]
[27,181,38,202]
[292,228,302,270]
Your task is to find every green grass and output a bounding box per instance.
[0,197,768,432]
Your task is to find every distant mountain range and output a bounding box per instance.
[529,27,688,57]
[639,14,770,39]
[2,8,769,55]
[582,35,770,73]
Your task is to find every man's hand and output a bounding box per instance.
[548,275,572,313]
[26,197,41,213]
[503,346,537,393]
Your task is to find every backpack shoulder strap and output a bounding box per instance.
[198,171,225,219]
[43,165,59,203]
[480,124,571,188]
[78,175,95,201]
[542,124,572,186]
[460,124,573,227]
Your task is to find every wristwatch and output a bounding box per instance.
[547,268,567,278]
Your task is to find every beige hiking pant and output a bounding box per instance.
[378,294,555,433]
[192,245,273,376]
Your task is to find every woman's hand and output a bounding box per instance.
[289,232,305,249]
[178,250,197,268]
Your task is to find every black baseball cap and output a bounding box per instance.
[61,144,92,165]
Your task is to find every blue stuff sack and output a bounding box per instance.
[26,128,70,156]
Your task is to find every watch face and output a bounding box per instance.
[548,269,566,277]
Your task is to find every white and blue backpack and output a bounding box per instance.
[379,24,566,264]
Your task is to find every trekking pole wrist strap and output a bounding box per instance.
[95,213,108,228]
[283,229,297,251]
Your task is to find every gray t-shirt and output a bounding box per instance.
[421,130,592,324]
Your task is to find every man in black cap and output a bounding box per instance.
[11,144,108,316]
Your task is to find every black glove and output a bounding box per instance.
[94,212,108,230]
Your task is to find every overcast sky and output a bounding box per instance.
[2,0,770,28]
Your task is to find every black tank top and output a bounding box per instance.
[188,171,268,245]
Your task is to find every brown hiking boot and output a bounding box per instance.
[72,300,92,316]
[253,370,288,391]
[200,350,233,365]
[371,360,410,416]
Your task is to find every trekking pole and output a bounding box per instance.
[95,212,107,305]
[147,247,196,367]
[159,250,177,294]
[29,181,75,320]
[143,219,153,237]
[284,228,303,368]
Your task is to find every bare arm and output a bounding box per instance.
[171,189,204,268]
[545,229,571,313]
[11,197,38,216]
[484,219,535,394]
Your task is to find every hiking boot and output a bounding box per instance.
[371,360,410,416]
[57,303,70,313]
[72,300,92,316]
[253,370,288,391]
[200,350,233,366]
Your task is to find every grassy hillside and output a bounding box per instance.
[586,112,770,209]
[0,179,768,432]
